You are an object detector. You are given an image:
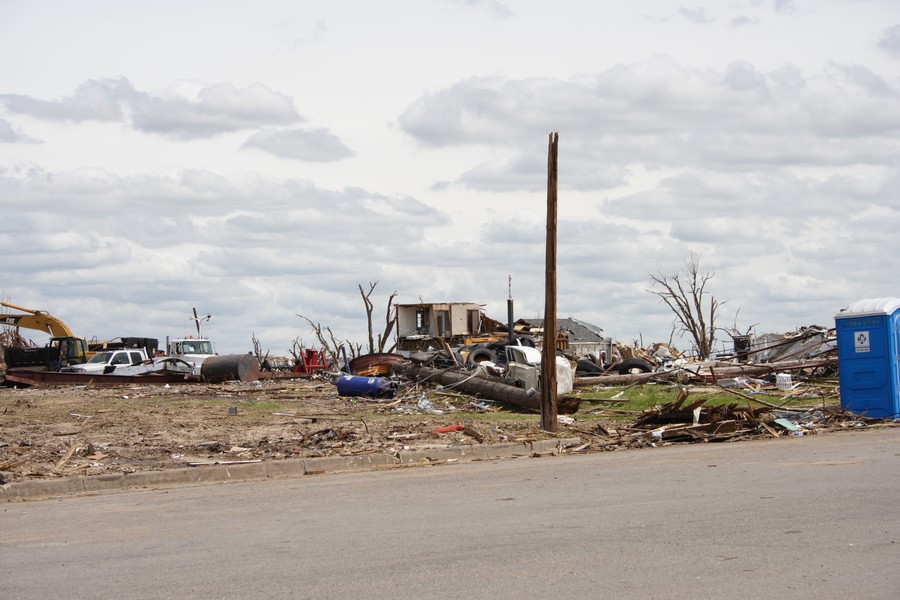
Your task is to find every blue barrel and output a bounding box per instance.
[333,375,395,398]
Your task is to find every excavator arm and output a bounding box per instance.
[1,301,76,337]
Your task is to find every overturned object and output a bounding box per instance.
[333,374,397,398]
[348,352,405,376]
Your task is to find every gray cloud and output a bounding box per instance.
[399,59,900,192]
[0,78,305,140]
[1,156,892,353]
[130,82,302,139]
[827,63,896,98]
[774,0,796,13]
[3,3,896,357]
[0,117,30,142]
[241,127,354,161]
[456,150,629,192]
[0,78,136,122]
[444,0,512,19]
[880,25,900,58]
[729,15,757,28]
[678,7,715,24]
[0,165,450,350]
[0,165,444,265]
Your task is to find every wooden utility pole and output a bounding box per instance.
[541,132,559,432]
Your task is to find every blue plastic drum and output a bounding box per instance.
[333,374,396,398]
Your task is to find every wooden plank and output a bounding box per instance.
[54,443,78,471]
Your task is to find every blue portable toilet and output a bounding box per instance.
[834,297,900,419]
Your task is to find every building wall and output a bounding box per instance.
[396,303,481,339]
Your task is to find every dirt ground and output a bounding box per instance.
[5,372,892,486]
[0,376,576,484]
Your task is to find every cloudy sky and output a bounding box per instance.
[1,0,899,357]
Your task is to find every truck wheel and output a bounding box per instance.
[617,358,654,375]
[467,348,498,365]
[576,359,604,374]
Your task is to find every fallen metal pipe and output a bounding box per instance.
[392,361,580,414]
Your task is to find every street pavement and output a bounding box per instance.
[2,428,898,599]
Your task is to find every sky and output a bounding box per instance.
[1,0,899,357]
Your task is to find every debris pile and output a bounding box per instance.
[566,387,893,452]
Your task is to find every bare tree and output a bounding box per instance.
[358,281,398,354]
[250,332,269,366]
[648,253,724,359]
[287,336,305,362]
[293,283,396,372]
[296,314,347,368]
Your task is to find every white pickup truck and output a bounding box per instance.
[61,348,150,374]
[61,347,199,376]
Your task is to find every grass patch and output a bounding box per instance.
[574,382,831,415]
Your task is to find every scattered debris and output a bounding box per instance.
[1,318,894,488]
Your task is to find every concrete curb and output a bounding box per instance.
[0,437,581,500]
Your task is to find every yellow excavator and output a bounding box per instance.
[0,301,89,368]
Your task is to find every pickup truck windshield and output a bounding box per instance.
[86,352,114,364]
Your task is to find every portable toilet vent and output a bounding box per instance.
[834,297,900,419]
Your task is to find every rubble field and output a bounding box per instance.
[0,376,893,486]
[0,377,563,484]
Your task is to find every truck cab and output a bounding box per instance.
[504,345,574,395]
[167,337,216,369]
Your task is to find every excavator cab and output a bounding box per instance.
[52,336,88,366]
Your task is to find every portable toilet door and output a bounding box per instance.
[834,297,900,419]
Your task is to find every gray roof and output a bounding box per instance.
[522,317,607,343]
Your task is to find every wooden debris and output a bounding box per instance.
[54,443,78,472]
[462,426,483,443]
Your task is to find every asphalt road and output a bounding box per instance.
[2,428,899,599]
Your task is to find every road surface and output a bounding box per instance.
[2,428,898,599]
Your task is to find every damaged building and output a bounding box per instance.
[395,302,486,353]
[395,300,614,363]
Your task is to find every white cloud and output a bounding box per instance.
[1,1,898,354]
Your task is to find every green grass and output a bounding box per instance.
[96,380,836,426]
[573,382,834,417]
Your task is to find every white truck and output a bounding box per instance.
[165,308,218,371]
[504,345,574,395]
[61,348,150,374]
[60,346,200,377]
[166,337,216,370]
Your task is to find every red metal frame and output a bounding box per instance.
[294,349,327,374]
